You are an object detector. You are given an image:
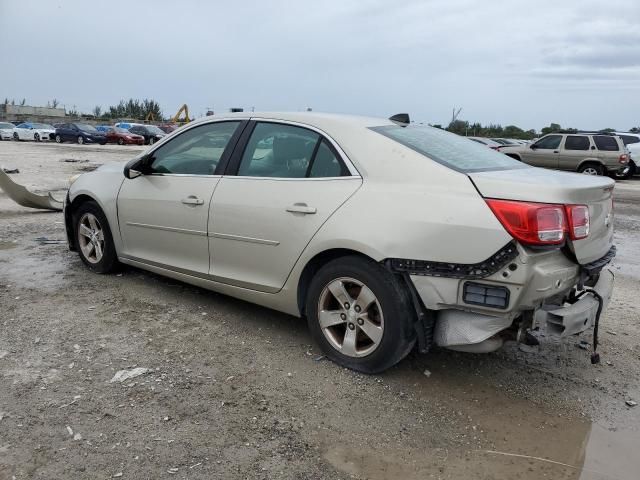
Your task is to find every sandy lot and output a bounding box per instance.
[1,140,639,480]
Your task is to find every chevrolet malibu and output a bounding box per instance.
[63,112,616,373]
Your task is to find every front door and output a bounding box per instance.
[209,121,362,293]
[521,134,562,169]
[117,120,243,274]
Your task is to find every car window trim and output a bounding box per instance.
[225,119,358,178]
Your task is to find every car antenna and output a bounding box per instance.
[389,113,410,127]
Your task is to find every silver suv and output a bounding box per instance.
[499,133,630,176]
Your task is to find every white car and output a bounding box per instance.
[613,131,639,178]
[12,122,55,142]
[0,122,15,140]
[64,112,616,373]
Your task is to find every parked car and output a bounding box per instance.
[0,122,15,140]
[95,125,112,133]
[115,122,143,130]
[12,122,55,142]
[158,123,179,134]
[63,112,615,373]
[128,124,167,145]
[467,137,502,149]
[54,123,107,145]
[612,132,640,178]
[491,138,527,147]
[499,133,629,176]
[105,127,145,145]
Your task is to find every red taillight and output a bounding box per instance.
[619,153,629,164]
[566,205,589,240]
[485,199,565,245]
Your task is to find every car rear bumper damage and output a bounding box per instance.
[390,243,615,352]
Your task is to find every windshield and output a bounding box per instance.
[0,123,14,129]
[32,123,53,129]
[146,125,165,135]
[76,124,98,132]
[370,125,528,173]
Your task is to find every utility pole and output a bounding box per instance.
[451,107,462,124]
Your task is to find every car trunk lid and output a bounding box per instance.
[468,167,615,265]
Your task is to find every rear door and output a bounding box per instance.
[557,135,592,172]
[521,134,562,169]
[208,121,362,293]
[593,135,622,170]
[117,120,243,275]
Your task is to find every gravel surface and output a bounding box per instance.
[1,141,639,479]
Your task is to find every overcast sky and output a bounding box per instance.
[1,0,639,131]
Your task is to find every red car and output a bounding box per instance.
[105,127,145,145]
[158,123,179,134]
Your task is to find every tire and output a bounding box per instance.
[148,137,155,145]
[578,163,604,176]
[13,132,19,141]
[72,201,119,274]
[55,134,62,143]
[77,136,84,145]
[306,256,416,374]
[34,133,40,142]
[613,160,635,180]
[118,138,124,145]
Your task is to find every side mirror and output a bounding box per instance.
[530,144,537,150]
[123,156,149,179]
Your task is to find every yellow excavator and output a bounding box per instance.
[171,104,191,124]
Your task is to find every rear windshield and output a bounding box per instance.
[593,135,619,151]
[370,125,528,173]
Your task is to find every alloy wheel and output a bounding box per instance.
[13,132,18,141]
[34,133,40,142]
[77,213,105,264]
[317,277,384,358]
[55,134,62,143]
[77,136,84,145]
[582,167,599,175]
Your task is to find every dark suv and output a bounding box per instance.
[54,123,107,145]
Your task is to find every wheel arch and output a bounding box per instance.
[65,193,101,251]
[296,248,378,316]
[577,158,605,171]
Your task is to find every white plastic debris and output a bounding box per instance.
[66,426,74,436]
[423,369,432,378]
[626,400,637,407]
[110,367,151,383]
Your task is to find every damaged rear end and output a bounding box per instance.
[407,168,615,359]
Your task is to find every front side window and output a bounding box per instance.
[149,121,240,175]
[370,125,526,173]
[237,123,348,178]
[593,136,619,151]
[564,135,590,151]
[533,135,562,150]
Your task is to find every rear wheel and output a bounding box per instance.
[118,138,124,145]
[77,136,84,145]
[34,133,40,142]
[73,201,119,273]
[13,132,19,141]
[148,137,155,145]
[55,134,62,143]
[578,163,604,175]
[306,256,415,373]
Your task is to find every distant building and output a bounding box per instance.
[0,104,66,122]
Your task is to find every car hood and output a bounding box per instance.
[469,167,615,264]
[96,161,127,173]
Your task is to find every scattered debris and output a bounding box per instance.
[0,168,63,211]
[61,158,89,163]
[287,372,293,377]
[34,237,66,245]
[314,355,325,362]
[167,467,179,474]
[189,462,202,469]
[73,433,82,441]
[423,369,432,378]
[0,351,8,359]
[66,426,74,436]
[110,367,151,383]
[606,330,617,336]
[2,168,19,174]
[577,340,590,350]
[112,473,123,478]
[77,164,101,172]
[225,375,235,382]
[626,400,637,407]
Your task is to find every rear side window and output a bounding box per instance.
[564,136,590,150]
[370,125,526,173]
[620,135,640,145]
[533,135,562,149]
[593,136,619,151]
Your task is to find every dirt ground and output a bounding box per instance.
[1,140,639,480]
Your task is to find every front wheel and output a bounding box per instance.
[578,163,604,175]
[13,132,19,141]
[55,134,62,143]
[118,138,124,145]
[306,256,415,373]
[77,136,84,145]
[73,201,119,273]
[148,137,155,145]
[34,133,40,142]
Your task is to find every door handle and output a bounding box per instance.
[286,203,317,214]
[181,196,204,206]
